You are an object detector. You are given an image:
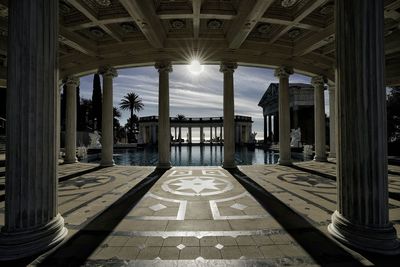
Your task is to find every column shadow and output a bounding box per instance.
[0,166,106,203]
[227,167,364,267]
[34,168,167,267]
[289,164,336,181]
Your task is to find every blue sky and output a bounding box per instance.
[80,65,327,139]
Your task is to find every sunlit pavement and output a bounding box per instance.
[1,161,399,266]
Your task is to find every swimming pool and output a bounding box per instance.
[83,146,292,166]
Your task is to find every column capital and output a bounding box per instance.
[220,62,237,73]
[155,61,173,73]
[274,66,294,78]
[98,65,118,78]
[311,75,326,88]
[63,75,80,87]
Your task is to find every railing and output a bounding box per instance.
[139,115,252,122]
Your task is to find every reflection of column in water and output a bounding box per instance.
[219,145,223,165]
[188,145,192,165]
[200,145,204,165]
[214,145,218,164]
[178,145,182,165]
[209,145,213,165]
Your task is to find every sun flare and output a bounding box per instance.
[187,59,204,75]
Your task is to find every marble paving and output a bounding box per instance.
[1,161,400,266]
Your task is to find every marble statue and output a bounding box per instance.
[88,131,102,149]
[290,128,301,147]
[249,132,257,143]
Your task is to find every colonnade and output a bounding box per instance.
[0,0,398,260]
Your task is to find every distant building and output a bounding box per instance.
[258,83,315,145]
[138,115,253,145]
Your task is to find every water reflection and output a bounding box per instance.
[104,146,281,166]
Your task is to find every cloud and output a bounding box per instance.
[79,64,314,137]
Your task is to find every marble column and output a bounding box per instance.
[275,66,293,166]
[328,0,400,254]
[312,76,327,162]
[273,113,279,143]
[99,65,117,167]
[0,0,67,260]
[268,115,272,140]
[221,62,237,168]
[263,115,267,144]
[155,62,172,168]
[63,76,79,164]
[328,85,336,158]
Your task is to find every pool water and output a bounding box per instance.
[85,146,284,166]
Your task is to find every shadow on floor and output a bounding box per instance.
[289,164,336,181]
[0,166,106,203]
[58,165,106,182]
[33,168,167,267]
[227,167,364,267]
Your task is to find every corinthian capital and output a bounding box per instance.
[63,75,80,87]
[155,61,173,73]
[219,62,238,73]
[98,65,118,78]
[274,66,294,78]
[311,75,326,88]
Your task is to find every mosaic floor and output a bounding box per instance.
[0,161,400,266]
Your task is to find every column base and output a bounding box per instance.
[0,214,68,261]
[157,162,171,169]
[278,158,292,166]
[100,160,115,167]
[63,157,78,164]
[328,152,336,158]
[328,211,400,255]
[313,155,327,162]
[223,161,236,169]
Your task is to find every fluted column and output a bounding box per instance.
[312,76,327,162]
[328,85,336,158]
[63,76,79,164]
[220,62,237,168]
[328,0,400,254]
[188,127,192,144]
[99,65,118,167]
[268,115,272,140]
[155,62,172,168]
[0,0,67,260]
[275,66,293,165]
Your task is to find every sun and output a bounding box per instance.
[187,59,204,75]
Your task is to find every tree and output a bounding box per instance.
[78,98,92,131]
[176,114,186,143]
[119,92,144,121]
[92,73,102,130]
[176,114,186,121]
[119,92,143,142]
[387,87,400,142]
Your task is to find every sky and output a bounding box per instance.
[79,65,328,140]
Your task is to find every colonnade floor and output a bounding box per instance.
[0,161,399,266]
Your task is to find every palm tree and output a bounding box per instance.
[120,92,143,142]
[176,114,186,143]
[176,114,186,121]
[119,92,144,121]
